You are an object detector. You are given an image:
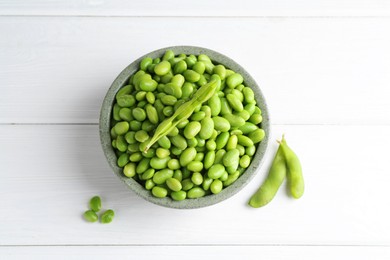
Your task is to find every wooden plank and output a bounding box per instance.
[1,246,390,260]
[1,17,390,124]
[1,0,390,17]
[1,125,389,245]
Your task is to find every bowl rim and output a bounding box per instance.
[99,45,270,209]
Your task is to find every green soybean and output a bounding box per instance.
[171,190,187,201]
[170,134,187,150]
[119,108,133,122]
[142,168,155,180]
[154,61,171,76]
[199,117,214,140]
[187,161,203,172]
[246,145,256,156]
[116,135,127,152]
[206,139,216,151]
[223,149,240,167]
[239,122,258,134]
[249,114,263,125]
[239,155,251,168]
[145,104,159,124]
[83,210,98,222]
[214,149,226,164]
[150,157,170,170]
[100,209,115,224]
[213,64,226,80]
[213,116,230,132]
[191,111,206,121]
[204,151,215,170]
[173,169,183,181]
[191,172,203,185]
[168,159,180,170]
[210,179,223,194]
[236,110,250,121]
[166,177,182,192]
[226,94,243,112]
[215,132,230,150]
[226,73,243,89]
[249,129,265,143]
[201,177,213,191]
[220,98,232,115]
[194,152,204,161]
[184,70,201,83]
[139,78,158,92]
[187,187,206,199]
[226,135,238,150]
[116,85,133,99]
[208,164,225,179]
[180,147,197,166]
[114,121,129,135]
[136,158,150,174]
[117,94,136,107]
[182,82,194,98]
[223,113,245,128]
[89,196,101,212]
[184,121,201,139]
[140,57,153,71]
[117,153,129,167]
[123,162,136,177]
[132,107,147,121]
[208,94,221,116]
[237,135,254,147]
[156,148,170,158]
[152,186,168,198]
[174,60,187,74]
[158,136,171,149]
[243,87,255,103]
[181,178,194,191]
[223,171,240,187]
[153,169,173,184]
[135,130,149,142]
[164,83,182,98]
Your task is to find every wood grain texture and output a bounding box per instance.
[1,17,390,124]
[1,246,390,260]
[1,0,390,16]
[1,125,389,245]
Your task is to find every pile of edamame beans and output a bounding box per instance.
[110,50,265,201]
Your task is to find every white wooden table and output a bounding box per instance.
[1,1,390,259]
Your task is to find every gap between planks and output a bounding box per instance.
[1,15,390,19]
[1,244,389,247]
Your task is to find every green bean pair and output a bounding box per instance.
[248,136,304,208]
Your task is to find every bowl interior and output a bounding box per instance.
[99,46,270,209]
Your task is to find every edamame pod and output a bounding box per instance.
[279,137,304,199]
[248,145,286,208]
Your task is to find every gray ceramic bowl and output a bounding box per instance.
[100,46,270,209]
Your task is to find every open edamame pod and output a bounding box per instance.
[143,79,220,152]
[279,136,304,199]
[248,144,287,208]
